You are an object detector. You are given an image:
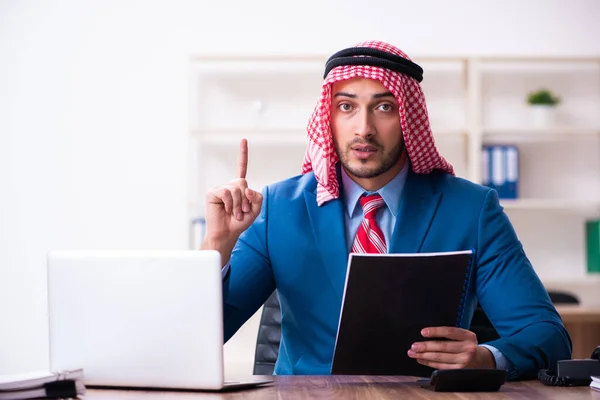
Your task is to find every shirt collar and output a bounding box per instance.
[341,160,409,219]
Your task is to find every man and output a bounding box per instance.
[200,40,572,380]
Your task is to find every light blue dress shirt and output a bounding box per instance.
[223,163,511,371]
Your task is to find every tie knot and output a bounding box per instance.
[359,193,385,219]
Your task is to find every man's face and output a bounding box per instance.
[330,77,405,190]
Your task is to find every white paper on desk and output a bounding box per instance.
[0,372,54,389]
[591,376,600,391]
[0,368,83,391]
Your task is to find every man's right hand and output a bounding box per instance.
[200,139,263,265]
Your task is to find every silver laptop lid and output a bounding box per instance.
[47,250,225,389]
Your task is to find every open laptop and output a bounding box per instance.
[46,249,273,391]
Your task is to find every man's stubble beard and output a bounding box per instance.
[335,138,405,179]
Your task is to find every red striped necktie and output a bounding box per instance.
[351,193,387,254]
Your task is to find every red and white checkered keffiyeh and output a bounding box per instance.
[301,40,454,206]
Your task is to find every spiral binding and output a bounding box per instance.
[455,249,475,327]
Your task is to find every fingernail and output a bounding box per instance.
[247,188,254,196]
[407,350,415,357]
[421,329,429,337]
[236,212,242,220]
[411,344,419,351]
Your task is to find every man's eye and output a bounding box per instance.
[339,103,353,112]
[378,103,394,112]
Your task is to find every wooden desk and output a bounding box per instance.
[556,305,600,359]
[85,376,598,399]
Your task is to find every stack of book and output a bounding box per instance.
[482,145,519,199]
[591,376,600,392]
[0,369,85,400]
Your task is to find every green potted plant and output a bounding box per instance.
[526,89,561,127]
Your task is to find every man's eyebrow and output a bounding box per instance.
[333,91,395,99]
[333,92,356,98]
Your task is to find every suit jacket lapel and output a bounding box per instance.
[390,170,442,253]
[304,190,348,302]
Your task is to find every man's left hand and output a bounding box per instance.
[407,327,496,369]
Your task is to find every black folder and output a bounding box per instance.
[331,250,475,377]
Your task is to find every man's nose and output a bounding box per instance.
[354,109,376,137]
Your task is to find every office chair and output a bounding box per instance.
[470,302,501,343]
[548,291,579,305]
[252,290,579,374]
[253,291,281,375]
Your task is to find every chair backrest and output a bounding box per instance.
[253,291,281,375]
[252,289,579,374]
[548,290,579,304]
[470,303,501,343]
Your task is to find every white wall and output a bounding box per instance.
[1,0,599,375]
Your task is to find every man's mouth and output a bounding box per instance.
[351,145,379,159]
[351,146,378,152]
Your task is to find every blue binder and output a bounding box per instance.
[482,145,519,199]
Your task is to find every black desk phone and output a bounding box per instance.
[418,368,507,392]
[418,346,600,392]
[538,345,600,386]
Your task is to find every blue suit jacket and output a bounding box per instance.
[223,167,572,380]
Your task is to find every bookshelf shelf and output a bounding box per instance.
[192,127,466,146]
[501,199,600,213]
[543,275,600,287]
[479,60,600,74]
[484,127,600,136]
[483,127,600,144]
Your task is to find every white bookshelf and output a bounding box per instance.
[189,54,600,279]
[188,54,600,375]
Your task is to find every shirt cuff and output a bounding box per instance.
[221,261,231,279]
[480,344,510,371]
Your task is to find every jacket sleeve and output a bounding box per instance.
[473,189,572,380]
[222,186,276,343]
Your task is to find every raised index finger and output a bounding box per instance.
[238,138,248,179]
